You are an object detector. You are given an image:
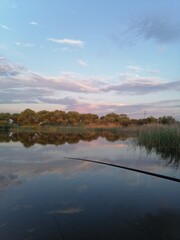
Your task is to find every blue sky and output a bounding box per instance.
[0,0,180,119]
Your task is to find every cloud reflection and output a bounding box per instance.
[47,206,83,215]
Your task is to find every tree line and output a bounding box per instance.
[0,108,177,127]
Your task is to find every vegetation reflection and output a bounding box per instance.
[0,130,130,148]
[123,209,180,240]
[0,124,180,166]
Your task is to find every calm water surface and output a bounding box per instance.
[0,132,180,240]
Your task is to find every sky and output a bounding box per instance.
[0,0,180,119]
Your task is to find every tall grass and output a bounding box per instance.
[138,124,180,148]
[136,124,180,165]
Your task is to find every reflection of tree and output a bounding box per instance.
[0,133,11,143]
[0,131,129,148]
[123,210,180,240]
[101,131,129,142]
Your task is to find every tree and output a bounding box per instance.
[118,114,130,126]
[11,113,20,124]
[101,113,130,126]
[81,113,99,125]
[146,116,158,124]
[17,109,37,125]
[158,116,175,125]
[0,113,11,123]
[67,111,81,125]
[103,113,120,125]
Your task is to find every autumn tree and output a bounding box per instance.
[17,109,37,125]
[0,113,11,124]
[52,110,68,125]
[101,113,130,126]
[67,111,81,125]
[11,113,20,124]
[81,113,99,125]
[118,114,130,126]
[103,113,120,125]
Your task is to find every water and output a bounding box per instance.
[0,131,180,240]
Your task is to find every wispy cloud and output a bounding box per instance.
[77,59,88,67]
[69,99,180,119]
[126,65,160,75]
[102,77,180,95]
[0,58,101,105]
[0,87,53,104]
[126,65,143,72]
[0,58,26,77]
[112,14,180,46]
[1,58,179,119]
[47,38,85,48]
[0,24,11,30]
[1,59,179,98]
[130,15,180,43]
[62,99,180,119]
[29,21,38,26]
[15,42,34,48]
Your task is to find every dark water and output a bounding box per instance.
[0,131,180,240]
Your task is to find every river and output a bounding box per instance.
[0,131,179,239]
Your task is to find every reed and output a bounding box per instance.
[137,124,180,148]
[136,124,180,164]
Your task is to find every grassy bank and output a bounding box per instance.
[10,124,141,134]
[10,125,88,133]
[9,122,180,137]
